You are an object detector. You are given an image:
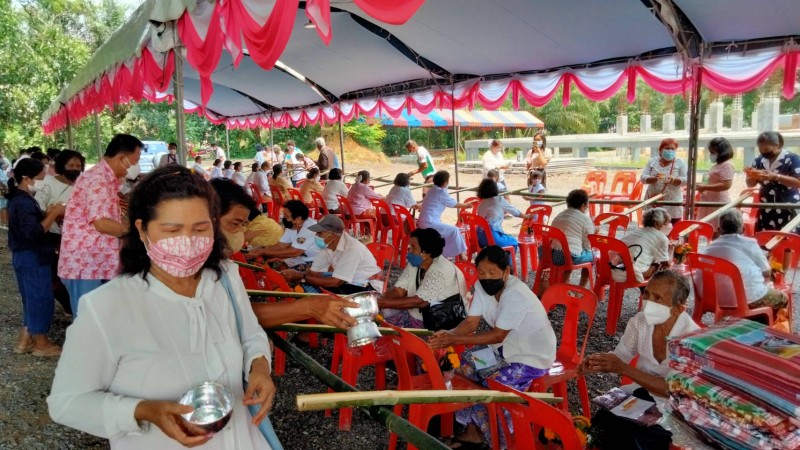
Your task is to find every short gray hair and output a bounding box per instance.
[650,270,691,306]
[718,209,744,235]
[405,139,417,149]
[315,137,326,148]
[642,207,670,228]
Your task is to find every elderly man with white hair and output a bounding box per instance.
[701,209,788,312]
[405,139,435,178]
[611,208,672,283]
[315,137,337,179]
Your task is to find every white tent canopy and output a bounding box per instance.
[42,0,800,132]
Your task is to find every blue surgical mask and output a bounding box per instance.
[661,150,676,161]
[406,253,423,268]
[314,235,328,249]
[709,153,718,163]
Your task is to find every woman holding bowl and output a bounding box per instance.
[48,166,276,449]
[745,131,800,233]
[641,138,687,224]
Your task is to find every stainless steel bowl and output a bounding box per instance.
[178,382,234,433]
[343,291,381,347]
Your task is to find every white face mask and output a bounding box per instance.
[534,140,543,147]
[660,222,673,236]
[123,156,140,180]
[642,300,673,325]
[29,179,45,193]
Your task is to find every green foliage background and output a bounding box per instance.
[2,0,800,162]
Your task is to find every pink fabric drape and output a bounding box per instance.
[352,0,426,25]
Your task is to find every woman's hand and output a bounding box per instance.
[244,358,277,425]
[584,353,627,375]
[46,203,66,219]
[134,400,211,447]
[304,295,359,328]
[280,269,304,283]
[428,330,456,350]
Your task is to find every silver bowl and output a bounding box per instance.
[178,382,234,433]
[343,291,381,347]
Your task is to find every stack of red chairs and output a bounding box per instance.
[518,205,551,283]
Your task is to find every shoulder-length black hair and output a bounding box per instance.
[477,179,499,199]
[410,228,445,258]
[5,158,44,199]
[120,166,226,280]
[708,137,733,164]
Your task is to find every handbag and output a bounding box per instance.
[415,267,466,331]
[462,345,508,379]
[220,272,284,450]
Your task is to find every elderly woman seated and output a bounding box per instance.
[610,207,671,283]
[429,246,556,448]
[582,270,699,397]
[378,228,467,330]
[701,209,789,313]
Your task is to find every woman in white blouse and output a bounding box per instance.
[385,172,418,211]
[321,168,349,214]
[582,270,699,396]
[48,166,276,449]
[35,150,84,233]
[378,228,467,329]
[641,138,687,223]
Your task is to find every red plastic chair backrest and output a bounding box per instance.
[383,322,447,390]
[454,261,479,292]
[524,204,552,224]
[628,181,644,201]
[366,242,394,293]
[461,213,496,247]
[486,379,585,450]
[669,220,714,253]
[588,233,639,284]
[609,171,638,195]
[287,188,303,201]
[755,231,800,282]
[336,195,354,224]
[393,204,417,233]
[686,252,749,312]
[369,198,396,228]
[270,185,286,204]
[310,191,329,215]
[463,196,481,215]
[583,170,607,194]
[540,284,597,364]
[533,224,574,267]
[296,178,307,188]
[593,212,630,238]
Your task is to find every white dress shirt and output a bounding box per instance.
[48,262,271,449]
[613,311,699,379]
[311,233,380,286]
[322,179,349,211]
[279,218,320,267]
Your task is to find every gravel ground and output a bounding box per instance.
[0,160,795,449]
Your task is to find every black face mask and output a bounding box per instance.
[63,170,81,182]
[282,218,294,229]
[479,278,505,296]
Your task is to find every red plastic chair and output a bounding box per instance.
[741,188,760,236]
[595,171,637,215]
[756,231,798,324]
[589,234,647,335]
[269,185,286,222]
[295,178,307,189]
[309,190,329,219]
[454,261,479,293]
[463,196,482,215]
[488,379,585,450]
[383,322,485,450]
[518,205,552,282]
[370,198,401,248]
[461,213,517,275]
[287,187,303,201]
[529,284,597,417]
[582,170,607,216]
[607,181,644,224]
[337,195,376,241]
[367,242,395,294]
[687,253,774,325]
[532,224,594,296]
[393,204,417,269]
[247,182,272,217]
[593,212,630,239]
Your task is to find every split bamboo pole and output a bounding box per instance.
[267,322,433,337]
[597,194,664,226]
[296,390,561,412]
[268,332,450,450]
[679,191,753,237]
[765,213,800,250]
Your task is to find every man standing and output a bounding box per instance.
[254,144,266,167]
[211,142,226,163]
[59,134,142,318]
[406,140,435,178]
[158,142,179,167]
[315,137,337,180]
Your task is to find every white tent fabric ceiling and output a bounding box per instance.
[42,0,800,131]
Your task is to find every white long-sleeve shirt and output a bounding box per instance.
[48,262,272,450]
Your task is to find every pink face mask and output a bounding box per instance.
[146,235,214,278]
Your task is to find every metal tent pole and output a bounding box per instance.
[338,116,346,174]
[269,114,274,147]
[685,64,704,220]
[173,48,188,165]
[451,79,460,200]
[226,126,230,155]
[93,112,102,160]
